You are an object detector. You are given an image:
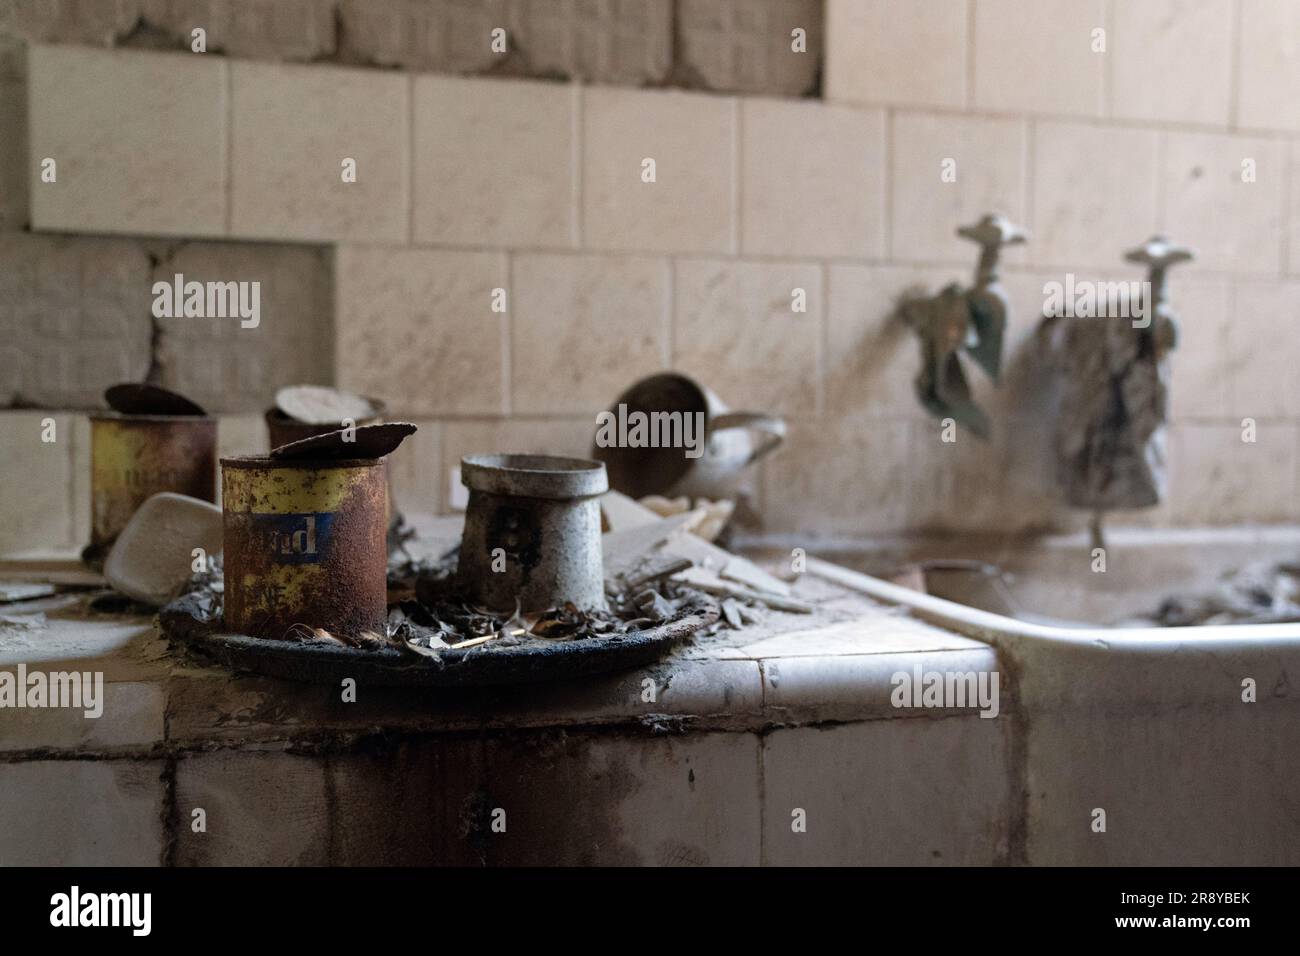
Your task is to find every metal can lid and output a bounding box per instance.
[460,454,608,500]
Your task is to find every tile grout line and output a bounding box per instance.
[66,413,79,548]
[818,93,1300,139]
[571,80,582,249]
[883,107,894,260]
[1279,140,1293,276]
[1155,129,1167,231]
[965,0,976,110]
[190,233,1299,280]
[1023,116,1035,240]
[502,252,513,417]
[818,259,828,418]
[1228,0,1243,132]
[1227,280,1239,419]
[731,94,741,256]
[1099,0,1112,120]
[407,72,415,245]
[223,59,232,236]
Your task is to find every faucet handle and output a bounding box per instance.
[1123,235,1194,272]
[957,213,1027,249]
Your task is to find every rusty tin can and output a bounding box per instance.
[458,454,608,614]
[265,402,397,534]
[89,413,218,551]
[221,456,388,641]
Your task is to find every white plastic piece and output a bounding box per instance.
[104,492,223,607]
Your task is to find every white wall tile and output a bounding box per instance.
[486,732,761,866]
[673,258,822,417]
[335,246,506,416]
[741,98,884,259]
[152,241,333,414]
[1228,279,1300,419]
[174,752,328,865]
[1162,131,1284,275]
[0,233,152,408]
[511,253,670,415]
[826,263,955,421]
[890,112,1027,263]
[1291,141,1300,277]
[216,414,269,462]
[386,419,442,516]
[231,61,408,242]
[763,718,1009,865]
[15,29,1300,547]
[0,412,80,555]
[28,45,227,237]
[1031,121,1159,269]
[1237,0,1300,131]
[824,0,968,109]
[0,762,163,865]
[1028,707,1300,864]
[1109,0,1233,125]
[1169,421,1298,524]
[582,87,734,254]
[974,0,1106,116]
[413,75,575,249]
[0,681,164,752]
[1167,277,1232,421]
[762,417,913,536]
[908,413,1064,532]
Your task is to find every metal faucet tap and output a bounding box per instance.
[895,213,1027,438]
[1123,235,1193,347]
[957,213,1027,381]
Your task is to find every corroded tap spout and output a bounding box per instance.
[1123,235,1194,271]
[957,213,1028,251]
[1124,234,1194,341]
[895,213,1029,439]
[960,213,1027,384]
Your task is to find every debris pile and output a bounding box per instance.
[153,485,806,690]
[1139,561,1300,627]
[384,536,719,657]
[192,489,802,660]
[599,491,810,638]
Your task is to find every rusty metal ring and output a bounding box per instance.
[160,593,715,688]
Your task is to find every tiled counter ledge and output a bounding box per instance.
[0,553,1011,867]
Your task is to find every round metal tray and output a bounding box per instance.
[160,593,713,687]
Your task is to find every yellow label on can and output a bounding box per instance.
[222,464,373,515]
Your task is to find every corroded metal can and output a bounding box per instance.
[265,402,397,536]
[221,456,388,641]
[89,413,218,551]
[458,454,608,614]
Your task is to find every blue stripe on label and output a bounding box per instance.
[249,512,336,565]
